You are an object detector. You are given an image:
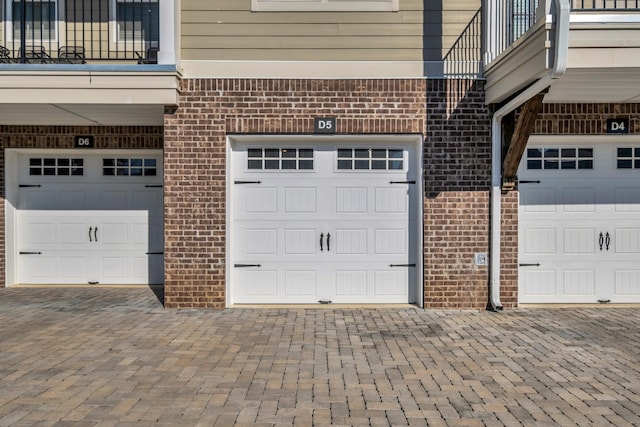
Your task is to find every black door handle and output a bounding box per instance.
[605,232,610,251]
[327,233,330,252]
[89,226,93,242]
[320,233,324,251]
[599,232,604,251]
[94,227,98,242]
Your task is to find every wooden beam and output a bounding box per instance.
[502,92,546,190]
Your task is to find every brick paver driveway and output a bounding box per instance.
[0,287,638,426]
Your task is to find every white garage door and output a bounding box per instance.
[519,139,640,303]
[230,138,420,304]
[15,151,163,285]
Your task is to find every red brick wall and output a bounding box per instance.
[425,79,518,309]
[163,79,428,308]
[0,125,163,289]
[536,103,640,134]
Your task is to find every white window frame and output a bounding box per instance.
[5,0,59,43]
[110,0,159,48]
[251,0,399,12]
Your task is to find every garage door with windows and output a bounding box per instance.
[10,150,164,286]
[519,138,640,303]
[229,136,422,305]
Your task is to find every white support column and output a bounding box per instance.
[158,0,176,65]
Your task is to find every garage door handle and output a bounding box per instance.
[94,227,98,242]
[605,232,610,251]
[320,233,324,251]
[326,233,330,252]
[19,251,42,255]
[89,227,93,242]
[599,232,604,251]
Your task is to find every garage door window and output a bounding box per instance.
[526,147,593,170]
[617,147,640,169]
[247,148,314,170]
[103,158,157,176]
[337,148,404,171]
[29,158,84,176]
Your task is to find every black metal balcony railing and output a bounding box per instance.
[1,0,159,64]
[443,9,483,77]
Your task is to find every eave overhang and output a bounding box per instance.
[485,13,640,105]
[0,65,179,126]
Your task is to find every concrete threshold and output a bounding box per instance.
[13,284,163,289]
[520,303,639,308]
[230,303,419,310]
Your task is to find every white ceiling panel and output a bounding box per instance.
[545,68,640,103]
[0,104,164,126]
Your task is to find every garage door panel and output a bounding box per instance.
[335,229,367,254]
[21,190,57,210]
[100,256,129,281]
[563,270,596,295]
[521,187,557,212]
[523,227,556,254]
[100,223,129,245]
[284,270,317,296]
[336,187,367,213]
[59,223,87,245]
[563,229,595,254]
[284,229,317,255]
[615,187,640,211]
[375,229,407,255]
[563,188,595,212]
[374,187,407,213]
[284,187,317,213]
[335,270,367,296]
[232,141,417,304]
[614,270,640,296]
[58,191,88,209]
[614,228,640,253]
[519,141,640,303]
[25,222,56,245]
[244,270,278,296]
[374,270,407,296]
[99,191,128,210]
[21,256,57,279]
[15,151,164,286]
[59,256,88,280]
[244,187,278,213]
[245,229,278,255]
[523,269,556,296]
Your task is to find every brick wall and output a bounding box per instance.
[425,79,517,309]
[536,103,640,134]
[163,78,428,308]
[0,125,163,288]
